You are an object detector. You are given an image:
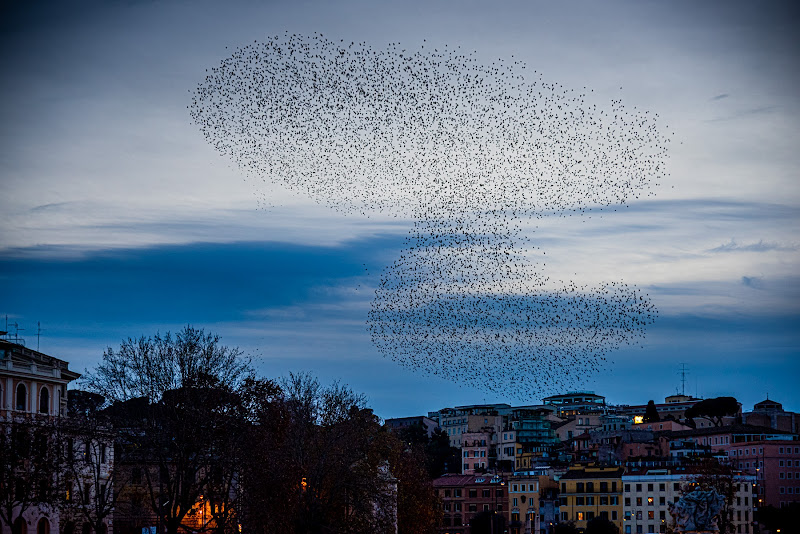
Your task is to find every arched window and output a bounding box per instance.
[39,387,50,414]
[16,383,27,411]
[62,522,76,534]
[13,517,27,534]
[37,518,50,534]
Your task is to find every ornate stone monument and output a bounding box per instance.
[667,488,726,533]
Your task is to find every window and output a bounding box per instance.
[600,481,608,492]
[659,483,665,491]
[513,497,518,507]
[469,504,477,512]
[454,489,461,498]
[648,483,654,491]
[625,483,631,492]
[636,497,642,506]
[600,496,608,505]
[659,496,665,505]
[625,497,631,506]
[611,496,619,505]
[586,496,594,505]
[587,482,594,492]
[577,483,585,492]
[612,511,618,520]
[648,510,655,519]
[636,484,642,492]
[512,484,518,492]
[469,489,477,498]
[16,383,27,411]
[576,512,584,521]
[482,489,490,498]
[39,387,49,414]
[660,510,666,520]
[576,497,584,506]
[674,483,680,491]
[648,496,654,505]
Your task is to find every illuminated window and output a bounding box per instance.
[576,512,584,521]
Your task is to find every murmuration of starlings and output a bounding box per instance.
[189,33,671,401]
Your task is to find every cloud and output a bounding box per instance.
[741,276,764,289]
[710,93,730,101]
[708,239,797,253]
[705,105,780,122]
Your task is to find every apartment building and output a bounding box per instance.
[559,465,624,531]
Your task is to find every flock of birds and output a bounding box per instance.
[189,33,671,400]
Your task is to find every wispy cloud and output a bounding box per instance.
[709,239,796,253]
[705,105,779,122]
[741,276,764,289]
[710,93,729,101]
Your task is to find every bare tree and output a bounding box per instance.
[0,416,60,530]
[83,326,250,404]
[84,326,252,534]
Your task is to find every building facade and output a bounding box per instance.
[559,465,624,531]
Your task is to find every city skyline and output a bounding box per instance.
[1,0,798,418]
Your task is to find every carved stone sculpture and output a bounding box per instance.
[668,488,726,532]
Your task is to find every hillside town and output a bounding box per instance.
[1,334,798,534]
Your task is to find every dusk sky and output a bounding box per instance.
[2,0,798,418]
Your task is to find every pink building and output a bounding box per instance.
[462,430,492,474]
[727,440,800,509]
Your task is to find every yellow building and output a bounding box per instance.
[559,465,624,531]
[507,470,557,534]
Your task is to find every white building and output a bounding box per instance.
[1,339,112,534]
[622,466,755,534]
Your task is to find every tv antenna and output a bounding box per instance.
[36,321,45,351]
[678,363,689,396]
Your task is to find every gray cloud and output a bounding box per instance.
[709,239,797,253]
[742,276,764,289]
[711,93,730,101]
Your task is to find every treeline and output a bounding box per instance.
[2,326,451,534]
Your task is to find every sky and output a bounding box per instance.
[1,0,798,418]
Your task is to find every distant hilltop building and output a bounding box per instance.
[542,391,606,418]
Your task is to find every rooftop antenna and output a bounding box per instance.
[36,321,45,351]
[678,363,688,396]
[9,321,25,346]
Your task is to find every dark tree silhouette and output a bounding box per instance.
[0,417,60,529]
[586,516,620,534]
[643,400,660,423]
[684,397,739,427]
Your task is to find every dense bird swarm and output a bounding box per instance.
[190,33,670,400]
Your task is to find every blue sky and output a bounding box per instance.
[1,0,798,417]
